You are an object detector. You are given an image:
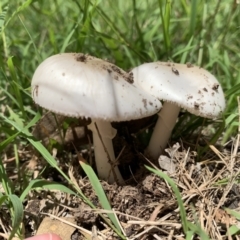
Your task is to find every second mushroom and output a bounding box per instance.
[130,62,226,160]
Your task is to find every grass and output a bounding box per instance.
[0,0,240,239]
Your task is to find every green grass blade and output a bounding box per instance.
[187,221,210,240]
[0,112,112,232]
[79,158,125,238]
[189,0,198,36]
[164,0,171,32]
[20,179,78,202]
[228,225,240,236]
[158,0,171,53]
[7,57,26,118]
[174,36,194,61]
[18,15,41,62]
[0,4,8,33]
[60,21,80,53]
[8,194,24,240]
[3,0,33,30]
[225,208,240,220]
[0,112,90,203]
[0,3,8,57]
[146,165,188,234]
[0,153,13,195]
[185,231,194,240]
[0,131,20,151]
[225,83,240,98]
[146,166,210,238]
[0,195,8,207]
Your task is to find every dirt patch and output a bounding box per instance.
[1,118,240,239]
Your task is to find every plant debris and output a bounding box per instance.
[1,131,240,239]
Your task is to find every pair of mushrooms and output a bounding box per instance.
[31,53,225,184]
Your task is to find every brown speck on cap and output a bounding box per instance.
[112,65,133,84]
[172,67,179,75]
[212,83,219,91]
[128,72,134,84]
[186,62,193,68]
[75,53,87,62]
[203,87,208,92]
[107,69,112,74]
[194,102,200,109]
[142,98,147,109]
[111,65,122,74]
[130,61,225,120]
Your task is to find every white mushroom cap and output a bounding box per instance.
[31,53,161,120]
[131,62,225,118]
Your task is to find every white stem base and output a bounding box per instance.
[88,120,124,184]
[146,102,180,160]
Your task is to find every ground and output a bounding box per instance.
[1,114,240,240]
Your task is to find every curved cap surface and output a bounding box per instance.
[32,53,161,121]
[131,62,225,118]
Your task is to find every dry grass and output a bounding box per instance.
[2,136,238,239]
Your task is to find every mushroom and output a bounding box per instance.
[31,53,161,184]
[130,62,226,160]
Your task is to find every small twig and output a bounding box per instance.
[128,165,138,183]
[167,230,174,240]
[127,220,181,228]
[90,209,142,221]
[111,208,127,238]
[129,226,165,240]
[148,203,164,222]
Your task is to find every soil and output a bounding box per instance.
[1,114,240,240]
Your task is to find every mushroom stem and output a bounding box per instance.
[146,102,180,160]
[88,120,125,184]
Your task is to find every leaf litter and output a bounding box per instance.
[1,115,240,239]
